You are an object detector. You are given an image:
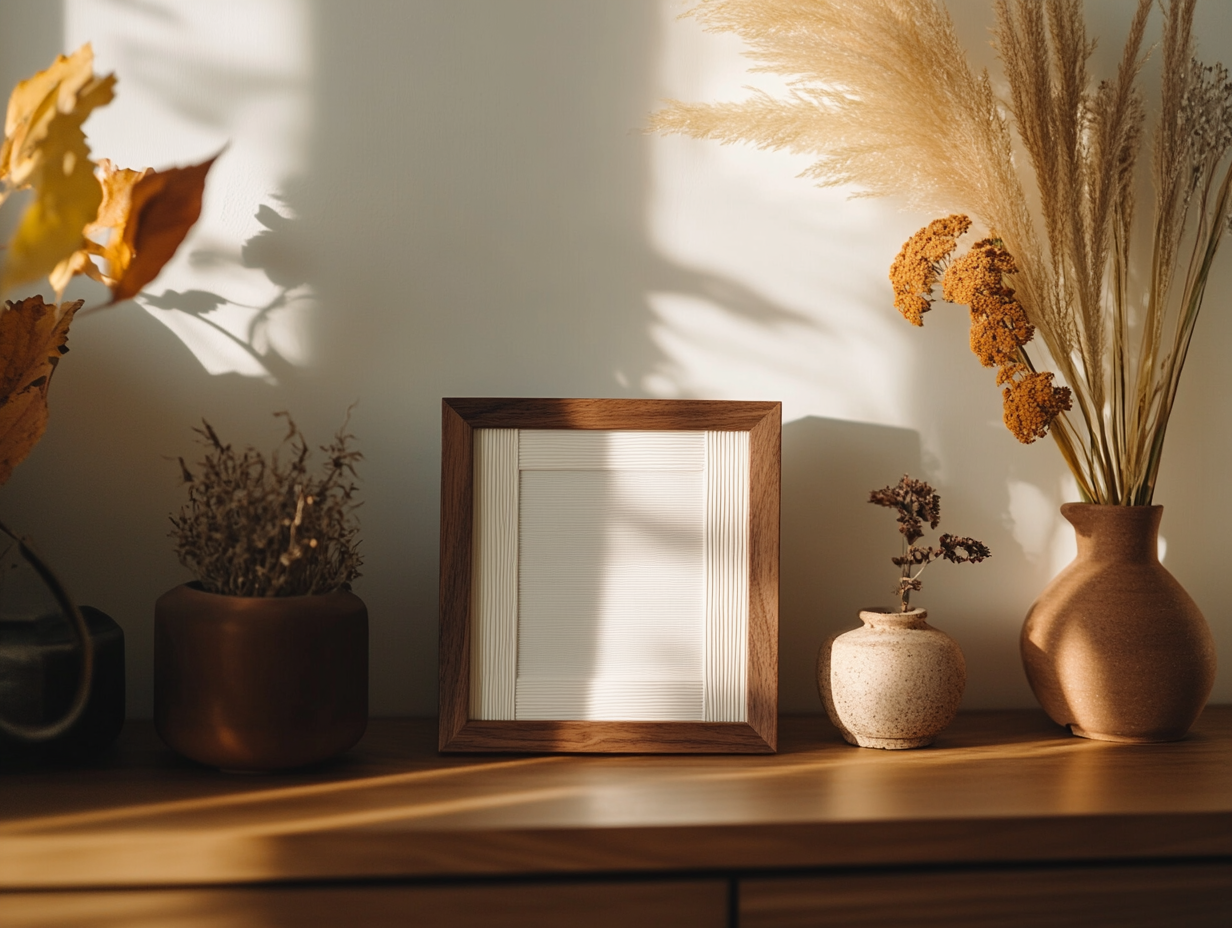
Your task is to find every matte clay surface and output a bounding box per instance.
[154,585,368,770]
[821,609,965,749]
[1023,505,1217,742]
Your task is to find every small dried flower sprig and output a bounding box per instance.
[889,215,1072,443]
[170,412,363,597]
[870,475,990,613]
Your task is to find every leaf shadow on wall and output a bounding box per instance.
[133,192,312,387]
[5,1,824,718]
[278,0,832,713]
[0,1,1055,719]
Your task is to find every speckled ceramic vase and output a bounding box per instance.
[1022,504,1216,743]
[818,608,965,749]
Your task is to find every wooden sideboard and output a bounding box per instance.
[2,708,1230,927]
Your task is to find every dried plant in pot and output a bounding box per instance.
[818,476,989,750]
[155,413,367,771]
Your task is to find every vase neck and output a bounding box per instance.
[859,608,928,630]
[1061,503,1162,563]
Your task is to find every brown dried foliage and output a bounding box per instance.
[170,413,363,598]
[0,296,79,484]
[870,475,989,613]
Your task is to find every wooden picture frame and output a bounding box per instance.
[439,398,779,753]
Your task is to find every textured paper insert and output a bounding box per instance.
[471,428,748,722]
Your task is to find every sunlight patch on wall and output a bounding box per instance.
[644,0,916,426]
[1007,474,1167,577]
[1006,477,1079,577]
[65,0,314,382]
[645,291,900,421]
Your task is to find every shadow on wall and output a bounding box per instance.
[779,416,921,714]
[285,0,814,715]
[2,0,1161,718]
[1,1,816,717]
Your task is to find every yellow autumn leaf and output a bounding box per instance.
[48,248,104,297]
[0,44,115,293]
[0,44,97,188]
[0,296,80,485]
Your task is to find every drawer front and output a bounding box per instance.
[741,862,1232,928]
[0,879,728,928]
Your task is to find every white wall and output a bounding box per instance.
[0,0,1228,719]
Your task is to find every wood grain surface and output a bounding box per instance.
[1,709,1228,890]
[438,400,475,749]
[442,397,780,431]
[438,398,780,753]
[741,863,1232,928]
[1,879,729,928]
[746,405,780,750]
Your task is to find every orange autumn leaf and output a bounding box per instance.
[90,159,151,258]
[48,158,147,294]
[108,152,219,304]
[51,153,220,300]
[0,296,80,484]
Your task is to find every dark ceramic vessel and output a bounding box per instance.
[154,584,368,770]
[0,607,125,763]
[1022,504,1216,743]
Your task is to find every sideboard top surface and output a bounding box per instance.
[1,708,1228,890]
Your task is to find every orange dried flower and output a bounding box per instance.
[888,214,971,325]
[890,218,1071,444]
[942,241,1018,303]
[1002,372,1073,444]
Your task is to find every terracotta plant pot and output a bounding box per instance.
[818,608,965,749]
[1021,504,1216,743]
[154,583,368,770]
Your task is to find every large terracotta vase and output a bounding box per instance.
[155,583,368,770]
[1021,504,1216,743]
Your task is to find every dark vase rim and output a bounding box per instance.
[178,580,358,601]
[1060,502,1162,510]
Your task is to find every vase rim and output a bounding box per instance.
[1060,502,1162,510]
[177,581,358,603]
[860,607,927,618]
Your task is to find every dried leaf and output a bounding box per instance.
[0,297,80,484]
[48,248,104,297]
[108,152,219,304]
[76,158,149,280]
[1,45,97,187]
[91,158,152,230]
[0,43,114,293]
